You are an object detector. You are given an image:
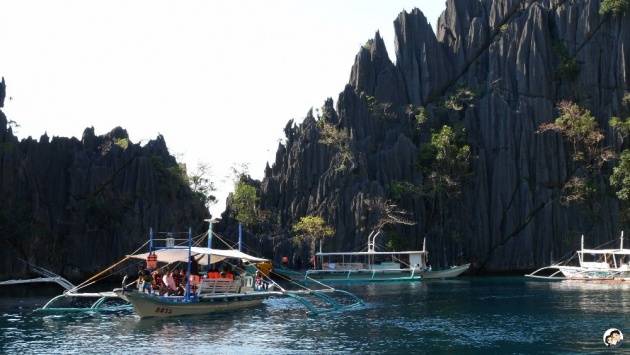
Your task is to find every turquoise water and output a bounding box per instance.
[1,277,628,354]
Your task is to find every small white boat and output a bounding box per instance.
[275,230,467,283]
[526,232,630,281]
[35,222,364,318]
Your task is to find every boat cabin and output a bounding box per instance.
[316,251,425,271]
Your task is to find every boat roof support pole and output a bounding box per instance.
[207,220,213,267]
[186,227,192,301]
[239,223,242,252]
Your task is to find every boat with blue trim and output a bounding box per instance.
[274,230,470,283]
[33,220,363,318]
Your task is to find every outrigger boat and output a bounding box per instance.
[526,232,630,281]
[31,221,363,318]
[274,230,469,283]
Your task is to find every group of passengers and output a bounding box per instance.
[137,258,246,296]
[205,262,244,280]
[138,266,187,296]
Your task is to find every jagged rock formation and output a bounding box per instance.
[224,0,630,273]
[0,104,209,281]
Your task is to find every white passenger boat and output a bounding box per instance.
[275,230,468,283]
[526,232,630,281]
[32,221,364,318]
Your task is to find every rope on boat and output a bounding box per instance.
[73,255,132,291]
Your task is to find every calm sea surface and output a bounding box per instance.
[1,277,628,354]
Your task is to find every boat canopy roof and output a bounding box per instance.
[316,250,425,257]
[578,248,630,255]
[130,246,268,265]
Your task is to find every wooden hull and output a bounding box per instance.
[422,264,470,279]
[113,288,267,318]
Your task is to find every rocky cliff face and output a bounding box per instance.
[0,105,209,281]
[225,0,630,272]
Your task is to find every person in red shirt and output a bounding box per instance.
[282,256,288,269]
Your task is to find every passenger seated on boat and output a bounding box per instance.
[221,264,234,279]
[172,269,185,296]
[160,269,177,296]
[137,266,153,294]
[180,270,188,289]
[189,274,201,294]
[151,269,163,293]
[206,266,220,279]
[255,271,268,290]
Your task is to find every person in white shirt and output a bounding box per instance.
[160,269,177,296]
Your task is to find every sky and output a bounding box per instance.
[1,1,446,217]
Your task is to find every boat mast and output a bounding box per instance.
[578,234,584,266]
[369,230,381,266]
[149,227,154,253]
[423,238,427,268]
[205,218,219,267]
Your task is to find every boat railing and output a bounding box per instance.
[243,275,254,288]
[197,278,242,296]
[322,262,365,271]
[308,267,410,274]
[581,261,610,269]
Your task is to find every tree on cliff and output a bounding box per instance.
[292,216,335,259]
[418,124,472,227]
[229,163,268,227]
[609,94,630,221]
[232,181,259,227]
[538,100,614,205]
[599,0,630,17]
[316,106,354,172]
[187,162,217,211]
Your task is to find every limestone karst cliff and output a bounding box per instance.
[0,104,209,281]
[222,0,630,273]
[3,0,630,278]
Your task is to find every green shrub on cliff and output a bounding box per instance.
[600,0,630,17]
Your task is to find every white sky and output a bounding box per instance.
[1,1,445,217]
